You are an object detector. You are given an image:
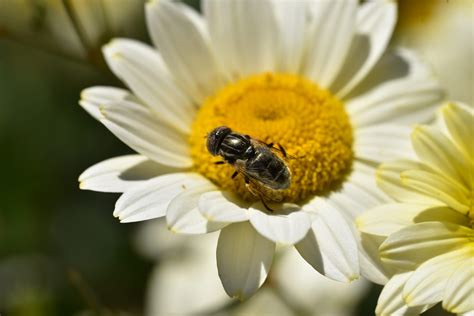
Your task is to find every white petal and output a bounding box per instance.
[102,39,194,133]
[358,232,392,285]
[79,155,170,193]
[198,191,249,223]
[401,169,470,215]
[248,203,311,245]
[443,257,474,314]
[357,204,469,236]
[275,247,370,313]
[345,49,443,127]
[326,179,383,221]
[303,0,357,87]
[232,289,294,316]
[332,1,397,98]
[348,162,391,203]
[166,183,228,234]
[114,173,208,223]
[273,0,307,73]
[296,200,359,282]
[144,232,232,316]
[376,272,430,316]
[411,125,468,186]
[403,247,470,306]
[380,222,473,271]
[354,125,414,163]
[376,160,444,205]
[100,99,193,168]
[203,0,278,79]
[79,86,135,120]
[441,102,474,160]
[146,0,223,102]
[216,222,275,300]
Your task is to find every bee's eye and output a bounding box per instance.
[207,126,231,155]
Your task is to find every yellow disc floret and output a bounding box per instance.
[190,73,353,203]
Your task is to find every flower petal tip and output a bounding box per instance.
[349,274,360,283]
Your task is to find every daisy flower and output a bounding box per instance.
[79,0,443,299]
[136,219,369,316]
[357,102,473,315]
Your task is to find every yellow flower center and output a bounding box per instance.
[189,73,353,203]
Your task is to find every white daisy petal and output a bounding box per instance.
[79,155,171,193]
[166,183,228,234]
[216,222,275,300]
[403,247,469,307]
[100,99,192,168]
[443,257,474,314]
[376,272,430,316]
[345,48,433,99]
[115,173,208,223]
[328,181,383,221]
[144,232,231,316]
[273,0,307,73]
[303,0,357,87]
[198,191,249,223]
[401,169,470,214]
[380,222,473,271]
[376,160,444,205]
[248,203,311,245]
[79,86,135,120]
[332,0,397,98]
[296,200,359,282]
[203,0,278,78]
[102,38,194,133]
[348,78,443,127]
[441,102,474,159]
[146,0,222,102]
[354,125,414,163]
[358,233,391,285]
[411,125,468,185]
[346,50,443,126]
[357,204,469,236]
[349,162,390,203]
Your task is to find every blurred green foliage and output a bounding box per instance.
[0,33,152,316]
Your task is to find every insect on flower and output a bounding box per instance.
[206,126,291,211]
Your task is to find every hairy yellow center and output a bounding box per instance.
[189,73,353,203]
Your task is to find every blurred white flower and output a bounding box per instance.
[358,102,474,315]
[136,219,370,316]
[0,0,145,61]
[79,0,443,299]
[393,0,473,104]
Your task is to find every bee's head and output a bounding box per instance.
[207,126,232,156]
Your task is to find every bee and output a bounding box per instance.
[206,126,291,211]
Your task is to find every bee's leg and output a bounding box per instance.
[266,142,274,148]
[231,171,239,179]
[244,176,250,184]
[214,161,225,165]
[260,197,275,213]
[277,143,287,158]
[245,134,251,140]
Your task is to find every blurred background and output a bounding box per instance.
[0,0,471,315]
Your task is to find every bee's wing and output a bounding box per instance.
[234,161,283,202]
[250,139,297,160]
